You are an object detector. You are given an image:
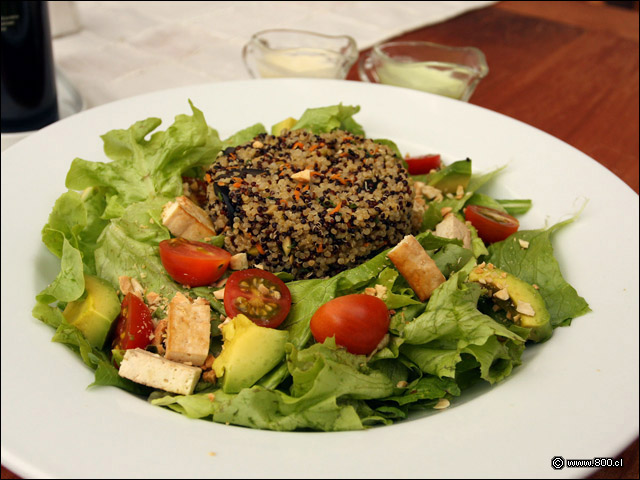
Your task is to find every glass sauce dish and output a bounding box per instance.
[359,41,489,101]
[243,29,358,79]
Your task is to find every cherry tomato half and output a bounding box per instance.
[405,154,441,175]
[224,269,292,328]
[112,293,154,350]
[310,294,390,355]
[159,238,231,287]
[464,205,519,244]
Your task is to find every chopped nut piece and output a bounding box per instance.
[152,319,168,355]
[434,213,472,249]
[230,252,248,270]
[201,354,217,384]
[434,398,450,410]
[396,380,408,388]
[147,292,162,305]
[291,169,313,183]
[145,291,164,314]
[493,288,510,301]
[252,140,264,149]
[374,284,388,300]
[213,288,225,300]
[218,316,233,330]
[119,276,145,299]
[518,239,530,249]
[440,207,453,217]
[364,284,388,300]
[515,301,536,317]
[414,181,444,202]
[455,184,465,199]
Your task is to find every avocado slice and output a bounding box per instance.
[62,274,121,349]
[427,158,472,194]
[213,314,288,393]
[468,265,552,342]
[271,117,297,136]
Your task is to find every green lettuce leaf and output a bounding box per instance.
[152,340,394,431]
[383,375,460,406]
[466,193,532,216]
[485,219,590,327]
[51,320,151,395]
[93,197,224,314]
[65,101,221,209]
[222,123,267,148]
[36,237,85,304]
[291,104,364,136]
[399,266,525,384]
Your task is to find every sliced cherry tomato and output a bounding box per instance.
[159,238,231,287]
[112,293,154,350]
[224,269,292,328]
[310,294,390,355]
[464,204,519,244]
[405,154,441,175]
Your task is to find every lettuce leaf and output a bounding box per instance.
[221,123,267,148]
[35,237,85,304]
[291,104,364,136]
[399,266,525,384]
[93,197,225,314]
[485,220,590,327]
[152,340,394,431]
[65,102,221,210]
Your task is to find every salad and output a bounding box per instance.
[33,103,590,432]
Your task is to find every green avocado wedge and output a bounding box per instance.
[213,314,289,394]
[468,265,552,342]
[62,274,121,349]
[271,117,297,136]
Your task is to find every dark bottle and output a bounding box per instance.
[1,1,59,133]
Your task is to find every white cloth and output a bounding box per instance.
[50,1,494,109]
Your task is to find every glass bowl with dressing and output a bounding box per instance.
[359,41,488,101]
[242,29,358,79]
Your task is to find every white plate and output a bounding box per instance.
[1,79,638,479]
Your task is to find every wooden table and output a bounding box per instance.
[2,2,637,479]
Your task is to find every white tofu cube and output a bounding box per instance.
[165,292,211,366]
[118,348,201,395]
[161,196,216,241]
